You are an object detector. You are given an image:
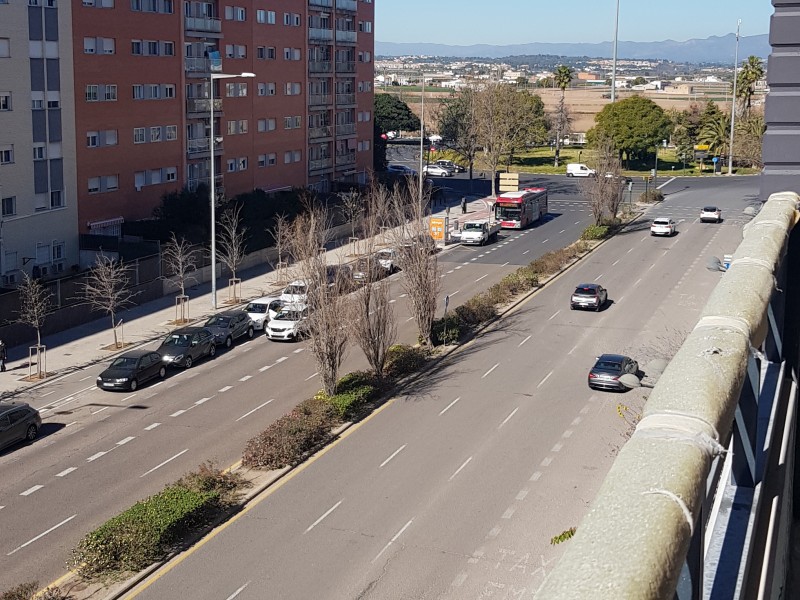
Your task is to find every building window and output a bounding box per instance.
[0,146,13,164]
[165,125,177,140]
[104,84,117,101]
[150,168,161,184]
[1,196,15,217]
[88,177,100,193]
[238,157,247,170]
[227,120,236,135]
[267,153,276,165]
[150,126,161,142]
[163,41,174,56]
[131,40,142,55]
[165,166,177,181]
[87,131,99,147]
[164,84,175,98]
[0,92,11,111]
[85,84,99,101]
[239,119,247,133]
[235,6,245,20]
[47,99,59,109]
[148,84,160,98]
[105,129,118,145]
[52,242,65,262]
[0,38,9,58]
[50,190,63,208]
[227,159,235,172]
[33,145,45,160]
[132,84,144,99]
[32,98,43,110]
[105,174,118,190]
[147,40,159,55]
[133,127,145,143]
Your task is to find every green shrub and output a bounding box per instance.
[431,313,464,346]
[455,294,497,325]
[639,189,664,203]
[242,398,336,470]
[327,385,378,418]
[335,370,377,395]
[384,344,428,378]
[0,583,38,600]
[70,485,219,579]
[484,283,511,305]
[176,462,247,503]
[530,247,575,275]
[580,224,610,240]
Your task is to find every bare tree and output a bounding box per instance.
[288,205,350,396]
[390,177,440,346]
[17,272,51,348]
[217,204,248,301]
[580,135,625,224]
[80,255,137,348]
[162,233,197,322]
[339,189,364,243]
[270,212,291,284]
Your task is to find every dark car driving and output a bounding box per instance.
[0,402,42,452]
[157,327,216,368]
[570,283,608,311]
[204,309,255,348]
[96,349,166,391]
[587,354,639,391]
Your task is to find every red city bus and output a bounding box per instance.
[493,188,549,229]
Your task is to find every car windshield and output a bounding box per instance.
[246,303,267,314]
[284,285,306,295]
[463,223,483,231]
[574,287,597,296]
[110,357,138,369]
[703,206,718,212]
[275,311,302,321]
[495,205,521,220]
[653,219,670,225]
[206,316,231,327]
[594,360,622,371]
[377,250,393,259]
[162,334,191,347]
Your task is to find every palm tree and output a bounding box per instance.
[736,56,765,114]
[697,111,730,158]
[553,65,574,167]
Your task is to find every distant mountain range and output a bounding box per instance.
[375,34,770,65]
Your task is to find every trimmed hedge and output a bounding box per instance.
[456,294,497,325]
[327,371,381,417]
[581,224,610,240]
[242,398,336,470]
[385,344,428,378]
[70,485,219,579]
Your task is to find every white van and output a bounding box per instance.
[566,163,596,177]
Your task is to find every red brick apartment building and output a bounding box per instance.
[73,0,375,236]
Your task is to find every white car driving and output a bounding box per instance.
[650,217,677,236]
[265,306,308,342]
[245,296,283,331]
[700,206,722,223]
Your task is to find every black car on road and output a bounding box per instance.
[97,350,166,391]
[204,310,255,348]
[157,327,216,368]
[0,402,42,452]
[588,354,639,391]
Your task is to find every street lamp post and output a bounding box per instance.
[610,0,620,103]
[419,71,425,211]
[728,19,741,176]
[209,71,255,310]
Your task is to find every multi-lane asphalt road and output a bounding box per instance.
[0,175,757,594]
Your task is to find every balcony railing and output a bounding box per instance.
[187,175,224,192]
[336,93,356,105]
[187,137,211,155]
[185,57,215,73]
[335,152,356,166]
[335,30,357,44]
[308,27,333,42]
[309,126,333,139]
[309,60,333,73]
[186,98,223,114]
[308,94,332,106]
[309,0,333,7]
[335,123,356,136]
[335,61,356,73]
[309,157,333,171]
[184,16,222,34]
[335,0,357,11]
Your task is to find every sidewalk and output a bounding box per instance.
[0,194,493,398]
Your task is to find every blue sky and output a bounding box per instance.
[375,1,773,45]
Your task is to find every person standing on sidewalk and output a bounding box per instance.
[461,196,467,214]
[0,340,7,372]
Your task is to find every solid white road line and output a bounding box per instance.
[235,399,274,422]
[380,444,407,468]
[372,519,414,563]
[56,467,77,477]
[86,451,107,462]
[218,386,233,393]
[116,436,135,446]
[224,581,251,600]
[548,310,560,320]
[20,485,44,496]
[439,397,461,416]
[140,449,189,478]
[449,456,473,481]
[475,274,488,283]
[518,335,531,347]
[144,422,161,431]
[305,500,343,534]
[498,407,519,429]
[538,370,553,388]
[304,372,319,381]
[482,363,499,379]
[6,514,77,556]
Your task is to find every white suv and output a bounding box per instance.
[650,217,677,236]
[245,296,283,331]
[280,280,308,306]
[265,306,308,342]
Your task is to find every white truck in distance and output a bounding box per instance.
[460,219,501,246]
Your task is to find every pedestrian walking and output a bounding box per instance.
[0,339,7,372]
[461,196,467,214]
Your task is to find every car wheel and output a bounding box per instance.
[225,336,233,349]
[184,356,193,369]
[129,379,138,392]
[159,366,166,379]
[247,326,254,339]
[208,344,216,358]
[25,424,38,442]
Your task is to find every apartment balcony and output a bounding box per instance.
[185,57,221,76]
[335,61,356,73]
[335,93,356,106]
[309,60,333,74]
[309,126,333,140]
[308,93,333,106]
[309,27,334,42]
[335,152,356,166]
[186,97,223,115]
[187,174,224,193]
[335,123,356,136]
[309,0,333,7]
[335,0,357,12]
[184,16,222,36]
[187,137,223,157]
[309,157,334,171]
[335,30,357,44]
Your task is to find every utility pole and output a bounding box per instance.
[610,0,620,102]
[728,19,741,176]
[419,70,425,211]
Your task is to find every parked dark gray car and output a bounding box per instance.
[96,350,166,391]
[204,310,255,348]
[157,326,216,368]
[0,402,42,452]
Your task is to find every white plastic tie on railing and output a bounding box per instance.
[694,315,752,341]
[636,412,727,459]
[642,489,695,535]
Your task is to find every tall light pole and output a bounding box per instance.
[418,70,425,211]
[209,71,254,309]
[610,0,620,102]
[728,19,741,176]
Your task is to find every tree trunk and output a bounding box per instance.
[111,312,118,348]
